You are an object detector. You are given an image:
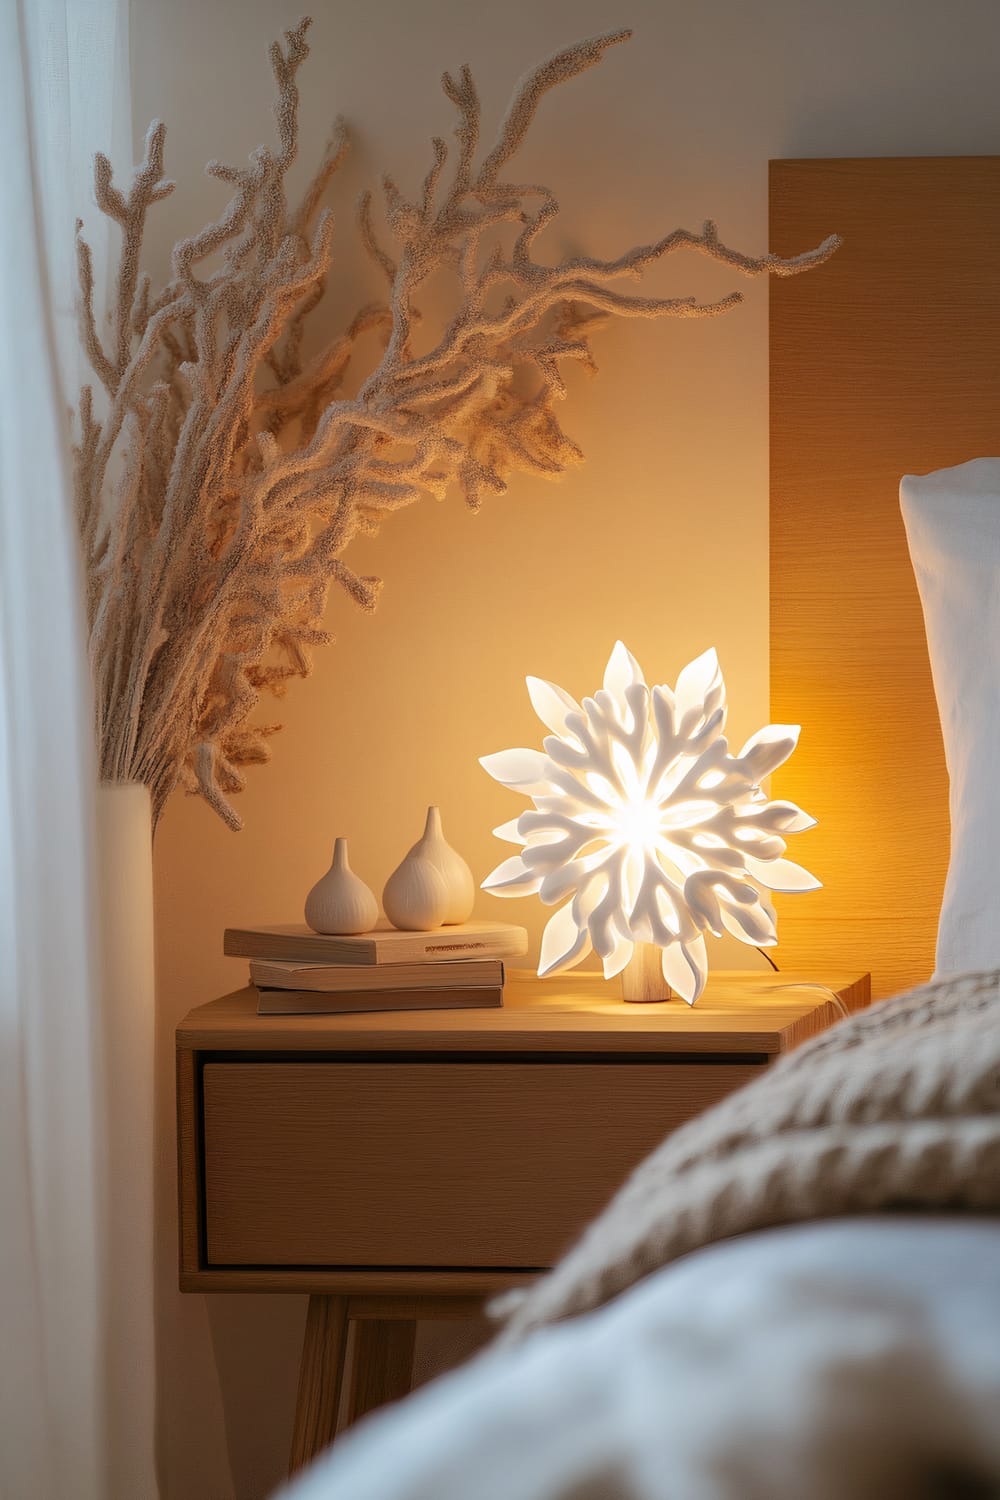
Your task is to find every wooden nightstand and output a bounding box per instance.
[176,967,869,1472]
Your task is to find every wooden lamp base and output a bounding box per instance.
[620,942,674,1003]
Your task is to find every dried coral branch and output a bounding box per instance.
[74,17,840,831]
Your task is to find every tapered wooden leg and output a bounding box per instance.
[346,1319,417,1425]
[289,1295,350,1476]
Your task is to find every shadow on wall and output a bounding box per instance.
[209,1297,304,1500]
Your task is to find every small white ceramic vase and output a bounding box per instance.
[382,806,475,930]
[304,838,379,934]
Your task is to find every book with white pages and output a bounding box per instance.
[249,957,505,993]
[225,920,527,966]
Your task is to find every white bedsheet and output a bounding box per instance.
[279,1217,1000,1500]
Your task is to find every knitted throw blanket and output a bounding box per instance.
[495,969,1000,1345]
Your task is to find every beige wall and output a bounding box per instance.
[134,1,1000,1494]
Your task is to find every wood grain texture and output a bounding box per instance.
[176,1047,202,1278]
[177,969,869,1056]
[346,1320,416,1424]
[178,1266,533,1296]
[288,1295,349,1475]
[225,920,527,965]
[201,1060,761,1267]
[770,157,1000,1000]
[250,956,505,994]
[621,942,674,1002]
[179,968,871,1449]
[255,984,503,1016]
[176,972,868,1291]
[345,1296,486,1321]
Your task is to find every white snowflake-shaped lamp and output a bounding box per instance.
[480,642,820,1005]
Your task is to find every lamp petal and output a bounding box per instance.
[737,724,800,780]
[752,800,817,834]
[538,902,591,977]
[744,855,822,892]
[481,856,543,897]
[682,872,723,936]
[674,648,721,720]
[601,932,634,980]
[603,640,646,705]
[538,858,596,905]
[662,935,708,1005]
[526,676,583,738]
[720,899,778,945]
[492,819,527,844]
[479,748,551,791]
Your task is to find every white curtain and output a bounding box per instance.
[0,3,153,1499]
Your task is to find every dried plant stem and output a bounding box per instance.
[73,18,839,830]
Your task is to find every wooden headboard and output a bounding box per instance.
[769,157,1000,1000]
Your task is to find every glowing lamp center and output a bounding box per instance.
[614,795,662,850]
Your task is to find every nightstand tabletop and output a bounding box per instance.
[178,968,870,1056]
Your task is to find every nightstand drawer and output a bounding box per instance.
[202,1060,760,1267]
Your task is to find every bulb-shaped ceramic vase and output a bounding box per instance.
[304,838,379,935]
[382,806,475,930]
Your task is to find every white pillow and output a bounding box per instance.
[900,458,1000,977]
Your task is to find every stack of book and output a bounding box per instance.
[223,920,529,1015]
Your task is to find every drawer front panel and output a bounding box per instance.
[202,1061,760,1268]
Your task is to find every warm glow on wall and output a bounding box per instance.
[480,642,819,1004]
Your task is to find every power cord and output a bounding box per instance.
[753,948,849,1020]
